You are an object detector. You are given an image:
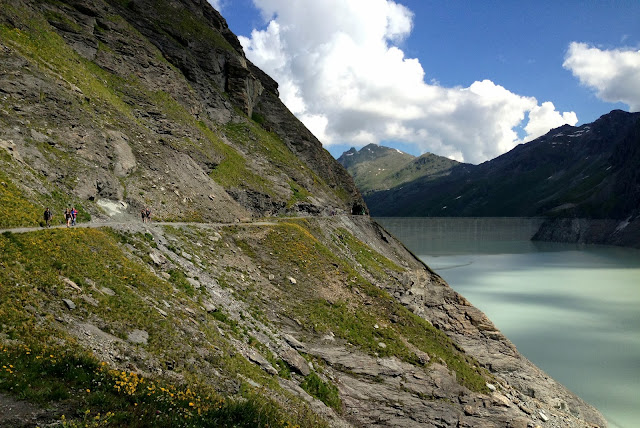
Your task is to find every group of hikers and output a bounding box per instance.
[43,206,152,227]
[43,207,77,227]
[141,207,152,223]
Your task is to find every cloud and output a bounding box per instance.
[207,0,221,11]
[526,102,579,140]
[240,0,577,164]
[563,42,640,112]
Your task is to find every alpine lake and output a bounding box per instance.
[376,217,640,428]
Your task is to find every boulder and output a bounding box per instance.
[280,348,310,376]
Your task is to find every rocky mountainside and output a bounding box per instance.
[0,0,607,426]
[338,144,461,196]
[0,0,366,222]
[364,110,640,247]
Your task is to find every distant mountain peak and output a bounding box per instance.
[338,143,460,195]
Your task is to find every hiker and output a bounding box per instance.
[145,207,151,223]
[71,207,77,226]
[43,207,52,227]
[65,208,71,227]
[141,208,147,223]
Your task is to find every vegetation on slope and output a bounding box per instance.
[238,221,490,393]
[0,343,302,428]
[338,144,461,195]
[0,213,493,425]
[0,228,326,427]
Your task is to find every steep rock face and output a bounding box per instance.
[0,0,365,221]
[106,0,366,215]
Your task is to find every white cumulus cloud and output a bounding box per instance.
[240,0,577,164]
[563,42,640,112]
[207,0,222,11]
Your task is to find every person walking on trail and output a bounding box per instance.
[43,207,52,227]
[64,208,71,227]
[71,207,77,226]
[141,208,147,223]
[145,207,151,223]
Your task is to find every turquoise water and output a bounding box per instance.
[376,218,640,428]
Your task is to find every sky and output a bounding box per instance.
[208,0,640,164]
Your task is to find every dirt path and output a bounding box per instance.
[0,217,331,235]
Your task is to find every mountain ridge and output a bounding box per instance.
[337,143,462,195]
[350,110,640,246]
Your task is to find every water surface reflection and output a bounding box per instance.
[376,218,640,428]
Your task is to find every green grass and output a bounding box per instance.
[246,222,490,393]
[0,343,319,427]
[288,180,312,207]
[0,171,42,228]
[0,227,329,426]
[222,121,323,195]
[333,228,403,278]
[300,372,341,412]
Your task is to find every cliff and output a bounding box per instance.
[0,0,606,426]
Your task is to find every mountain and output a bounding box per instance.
[338,144,462,195]
[0,0,606,426]
[363,110,640,246]
[0,0,366,222]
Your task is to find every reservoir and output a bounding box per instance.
[376,217,640,428]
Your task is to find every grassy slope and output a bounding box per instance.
[0,227,324,427]
[0,217,491,426]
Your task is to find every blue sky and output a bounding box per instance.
[211,0,640,163]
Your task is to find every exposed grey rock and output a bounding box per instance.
[80,294,99,307]
[280,348,310,376]
[186,277,200,289]
[62,299,76,310]
[245,349,278,376]
[149,250,167,266]
[202,301,217,313]
[283,333,306,351]
[127,329,149,345]
[99,286,116,296]
[108,130,137,177]
[29,128,49,143]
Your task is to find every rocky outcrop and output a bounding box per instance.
[104,0,365,215]
[533,217,640,248]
